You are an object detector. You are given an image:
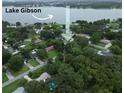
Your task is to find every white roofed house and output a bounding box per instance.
[3,44,9,50]
[36,72,51,82]
[45,45,54,52]
[19,45,26,49]
[24,72,51,83]
[12,87,26,93]
[3,44,20,55]
[7,25,16,28]
[97,49,112,56]
[12,50,20,55]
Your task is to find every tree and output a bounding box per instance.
[74,36,89,48]
[105,32,122,40]
[37,49,48,60]
[46,61,61,75]
[56,52,64,62]
[34,22,42,29]
[20,48,31,59]
[55,63,84,93]
[2,48,11,65]
[7,38,16,46]
[2,21,10,33]
[8,54,24,71]
[40,31,55,40]
[25,81,48,93]
[90,32,102,44]
[36,42,47,49]
[71,25,81,34]
[53,40,64,52]
[110,45,121,55]
[112,39,122,48]
[40,23,62,40]
[18,27,29,40]
[16,22,21,27]
[65,41,82,55]
[19,78,27,86]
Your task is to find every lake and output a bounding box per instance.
[2,7,122,24]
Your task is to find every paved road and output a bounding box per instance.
[6,70,14,80]
[3,61,46,88]
[24,62,34,69]
[36,57,46,64]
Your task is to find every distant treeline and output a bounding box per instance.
[3,1,122,9]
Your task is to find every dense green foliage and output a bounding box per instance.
[2,19,122,93]
[2,48,11,65]
[90,32,102,44]
[40,23,62,40]
[25,81,49,93]
[8,54,24,71]
[37,49,48,60]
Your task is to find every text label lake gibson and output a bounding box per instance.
[5,8,42,13]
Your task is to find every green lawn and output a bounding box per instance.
[2,72,8,83]
[28,67,45,79]
[3,80,20,93]
[28,59,39,67]
[48,50,58,58]
[11,65,29,76]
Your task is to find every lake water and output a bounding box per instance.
[2,7,122,24]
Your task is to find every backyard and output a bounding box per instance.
[48,50,59,58]
[28,59,39,67]
[11,65,29,76]
[3,80,21,93]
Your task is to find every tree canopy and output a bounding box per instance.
[8,54,24,71]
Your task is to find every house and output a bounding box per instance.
[24,75,32,82]
[24,72,51,82]
[7,25,16,28]
[19,45,26,49]
[31,50,37,59]
[36,72,51,82]
[46,45,54,52]
[100,39,110,44]
[97,50,112,56]
[12,87,26,93]
[3,45,20,55]
[100,39,112,49]
[3,44,8,49]
[12,50,20,55]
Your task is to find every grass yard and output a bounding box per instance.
[48,50,58,58]
[3,80,20,93]
[25,42,33,50]
[28,59,39,67]
[11,65,29,76]
[2,72,8,83]
[28,67,46,79]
